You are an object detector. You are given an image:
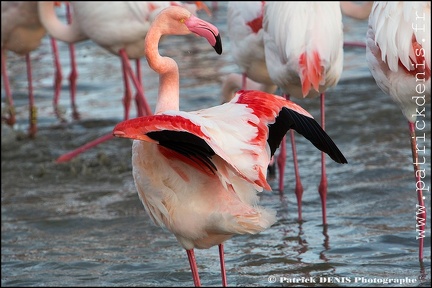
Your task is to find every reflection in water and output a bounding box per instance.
[320,225,330,263]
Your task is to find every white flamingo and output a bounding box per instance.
[365,1,430,261]
[262,2,344,225]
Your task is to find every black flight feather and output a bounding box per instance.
[147,130,217,173]
[268,107,348,164]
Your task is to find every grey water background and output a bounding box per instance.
[1,2,431,287]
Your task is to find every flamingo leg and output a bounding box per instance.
[26,53,37,138]
[288,129,304,221]
[186,249,201,287]
[68,41,79,120]
[55,133,114,163]
[1,49,16,126]
[65,2,80,120]
[277,135,287,194]
[409,121,426,261]
[120,53,132,120]
[118,49,153,117]
[283,94,304,221]
[318,93,328,225]
[218,244,227,287]
[134,59,147,117]
[50,37,66,123]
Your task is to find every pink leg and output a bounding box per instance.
[120,54,132,120]
[409,121,426,261]
[56,133,114,163]
[288,129,304,221]
[277,135,287,194]
[134,59,147,117]
[318,93,328,225]
[186,249,201,287]
[119,50,152,117]
[26,53,37,138]
[218,244,227,287]
[50,37,66,122]
[1,49,16,126]
[65,2,80,120]
[284,94,304,221]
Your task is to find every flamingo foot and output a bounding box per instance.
[54,104,68,123]
[28,106,38,138]
[3,106,16,126]
[71,106,81,121]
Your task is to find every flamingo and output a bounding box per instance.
[227,2,277,93]
[1,1,77,137]
[37,1,210,162]
[113,6,348,286]
[262,2,344,225]
[365,1,430,261]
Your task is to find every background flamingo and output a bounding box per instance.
[113,5,347,287]
[262,2,344,225]
[1,1,77,137]
[365,1,430,262]
[226,2,276,94]
[38,1,210,162]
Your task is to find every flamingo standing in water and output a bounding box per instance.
[37,1,210,162]
[1,1,77,137]
[365,1,430,261]
[262,2,344,225]
[113,6,347,286]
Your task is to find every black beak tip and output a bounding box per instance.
[213,34,222,55]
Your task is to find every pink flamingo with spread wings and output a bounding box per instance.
[262,2,344,225]
[365,1,430,261]
[113,6,347,287]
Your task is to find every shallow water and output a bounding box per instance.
[2,2,431,287]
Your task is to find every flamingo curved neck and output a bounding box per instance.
[145,21,180,114]
[38,2,87,43]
